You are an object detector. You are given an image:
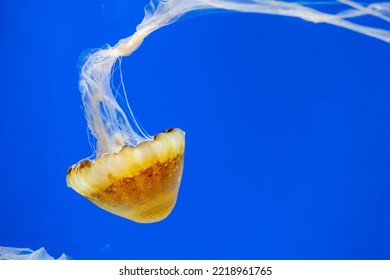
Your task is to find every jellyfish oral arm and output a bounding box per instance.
[134,0,390,44]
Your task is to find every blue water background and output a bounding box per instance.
[1,0,389,259]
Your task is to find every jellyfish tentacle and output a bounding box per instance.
[337,0,390,23]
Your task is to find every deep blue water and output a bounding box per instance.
[1,0,389,260]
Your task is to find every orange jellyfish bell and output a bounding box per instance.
[67,128,185,223]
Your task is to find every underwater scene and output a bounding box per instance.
[1,0,390,260]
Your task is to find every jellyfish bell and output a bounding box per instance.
[67,128,184,223]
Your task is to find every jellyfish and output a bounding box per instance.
[66,0,390,223]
